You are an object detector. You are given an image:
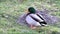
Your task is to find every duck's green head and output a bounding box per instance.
[28,7,36,13]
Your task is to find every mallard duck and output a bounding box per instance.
[25,7,47,29]
[17,7,59,29]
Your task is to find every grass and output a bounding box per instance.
[0,0,60,34]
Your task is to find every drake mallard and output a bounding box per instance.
[25,7,47,29]
[17,7,59,29]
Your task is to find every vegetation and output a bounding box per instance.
[0,0,60,34]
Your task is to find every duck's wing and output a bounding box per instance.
[29,14,44,22]
[26,14,41,26]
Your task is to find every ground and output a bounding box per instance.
[0,0,60,34]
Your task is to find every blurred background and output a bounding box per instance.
[0,0,60,34]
